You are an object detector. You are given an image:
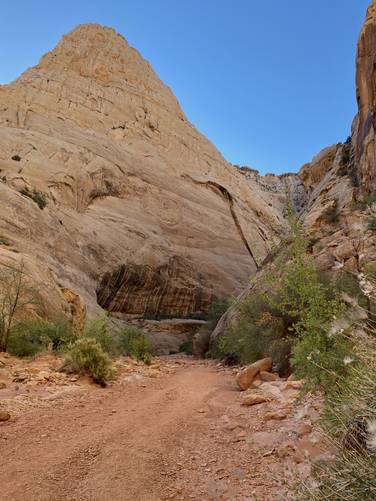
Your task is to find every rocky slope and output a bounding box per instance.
[0,24,299,328]
[212,1,376,342]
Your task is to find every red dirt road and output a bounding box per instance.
[0,360,297,501]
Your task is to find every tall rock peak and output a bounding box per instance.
[0,23,289,324]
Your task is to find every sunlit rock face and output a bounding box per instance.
[212,1,376,343]
[3,5,375,327]
[354,0,376,193]
[0,24,294,319]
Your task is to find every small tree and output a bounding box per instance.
[0,261,38,352]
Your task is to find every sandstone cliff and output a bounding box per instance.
[212,1,376,342]
[2,3,376,335]
[354,0,376,193]
[0,24,294,324]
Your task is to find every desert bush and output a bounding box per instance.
[307,236,320,253]
[83,316,114,354]
[335,270,369,309]
[219,295,293,374]
[274,214,346,389]
[8,320,50,357]
[20,187,48,210]
[7,317,74,357]
[367,217,376,230]
[354,193,376,211]
[300,334,376,500]
[179,336,194,355]
[364,261,376,281]
[219,207,347,384]
[63,338,114,385]
[0,262,40,352]
[45,315,75,351]
[206,298,230,329]
[117,326,153,363]
[321,202,340,225]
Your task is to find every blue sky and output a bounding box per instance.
[0,0,370,174]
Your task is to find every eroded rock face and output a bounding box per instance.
[1,3,375,329]
[96,257,212,317]
[0,24,290,319]
[354,0,376,193]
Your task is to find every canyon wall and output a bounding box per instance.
[0,24,292,322]
[1,3,376,329]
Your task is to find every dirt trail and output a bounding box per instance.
[0,359,316,501]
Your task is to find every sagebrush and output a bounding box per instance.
[117,326,153,363]
[63,338,114,385]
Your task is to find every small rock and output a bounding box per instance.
[0,382,6,389]
[0,411,10,422]
[242,393,268,406]
[250,378,262,388]
[27,367,42,375]
[259,371,279,382]
[264,410,287,421]
[285,380,304,390]
[297,423,313,437]
[36,371,50,381]
[236,358,273,391]
[224,422,244,431]
[276,443,296,458]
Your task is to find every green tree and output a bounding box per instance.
[0,262,39,352]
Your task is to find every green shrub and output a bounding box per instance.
[219,295,293,374]
[0,261,40,352]
[335,271,369,309]
[364,261,376,280]
[299,335,376,500]
[20,187,48,210]
[0,235,11,247]
[131,335,152,364]
[179,336,193,355]
[291,328,352,390]
[354,193,376,211]
[8,317,74,357]
[8,320,49,357]
[219,207,347,385]
[273,214,346,389]
[83,316,114,354]
[64,338,114,385]
[321,203,340,225]
[117,326,153,363]
[206,298,230,329]
[367,217,376,230]
[307,236,320,253]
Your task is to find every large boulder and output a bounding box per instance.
[236,358,273,391]
[192,328,212,358]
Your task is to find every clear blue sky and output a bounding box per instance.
[0,1,371,174]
